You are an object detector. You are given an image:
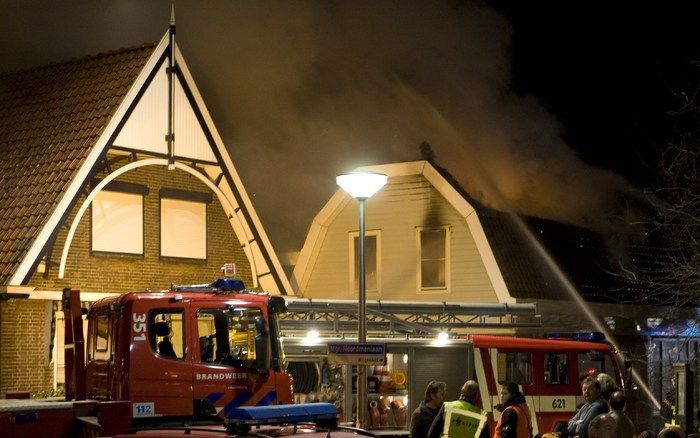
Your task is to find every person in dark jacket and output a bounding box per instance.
[410,380,447,438]
[494,381,532,438]
[428,380,489,438]
[607,391,634,438]
[587,414,617,438]
[567,377,609,438]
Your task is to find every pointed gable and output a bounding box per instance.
[0,45,155,284]
[0,32,291,294]
[113,59,215,162]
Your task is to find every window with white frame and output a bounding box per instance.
[92,190,144,254]
[417,227,449,291]
[349,231,380,293]
[160,197,207,259]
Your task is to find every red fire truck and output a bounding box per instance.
[0,278,298,437]
[468,333,624,436]
[282,332,624,437]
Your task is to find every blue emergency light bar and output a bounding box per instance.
[545,331,606,342]
[211,278,246,291]
[226,402,339,426]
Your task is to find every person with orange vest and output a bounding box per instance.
[494,381,533,438]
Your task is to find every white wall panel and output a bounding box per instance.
[114,64,168,154]
[174,77,216,162]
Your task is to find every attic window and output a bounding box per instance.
[160,190,209,260]
[417,227,449,292]
[91,190,144,255]
[349,230,380,294]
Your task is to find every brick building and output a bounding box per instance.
[0,27,291,395]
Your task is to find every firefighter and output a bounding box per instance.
[427,380,489,438]
[494,381,533,438]
[660,375,677,428]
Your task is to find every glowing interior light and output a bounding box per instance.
[432,331,449,346]
[304,330,320,344]
[403,354,409,364]
[403,395,409,405]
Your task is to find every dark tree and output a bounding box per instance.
[641,62,700,307]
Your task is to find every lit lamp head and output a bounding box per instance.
[336,172,388,199]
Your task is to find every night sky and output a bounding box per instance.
[491,1,699,187]
[1,1,697,258]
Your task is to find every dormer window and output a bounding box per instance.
[349,230,381,295]
[417,226,450,293]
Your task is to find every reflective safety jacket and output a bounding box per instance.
[441,400,488,438]
[494,402,532,438]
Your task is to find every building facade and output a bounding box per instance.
[0,29,291,395]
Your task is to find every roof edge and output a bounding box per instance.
[9,32,168,286]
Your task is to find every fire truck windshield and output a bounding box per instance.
[196,307,263,367]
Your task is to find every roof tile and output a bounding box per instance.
[0,43,156,284]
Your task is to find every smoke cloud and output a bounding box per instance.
[0,0,643,257]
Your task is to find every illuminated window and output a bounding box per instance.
[349,231,381,293]
[417,227,449,291]
[497,352,532,384]
[160,196,207,259]
[92,190,144,254]
[196,307,264,367]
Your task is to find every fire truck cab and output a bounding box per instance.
[84,278,293,421]
[1,279,295,438]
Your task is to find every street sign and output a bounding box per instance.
[327,342,387,365]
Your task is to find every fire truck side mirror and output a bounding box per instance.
[254,316,270,372]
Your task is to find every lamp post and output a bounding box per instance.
[336,171,387,429]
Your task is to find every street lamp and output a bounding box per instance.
[336,171,387,429]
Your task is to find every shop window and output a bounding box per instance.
[544,353,569,384]
[92,190,143,254]
[196,307,263,367]
[350,231,380,293]
[497,352,532,384]
[417,227,449,291]
[160,197,207,259]
[149,310,185,360]
[357,352,410,429]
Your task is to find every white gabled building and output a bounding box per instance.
[292,160,512,304]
